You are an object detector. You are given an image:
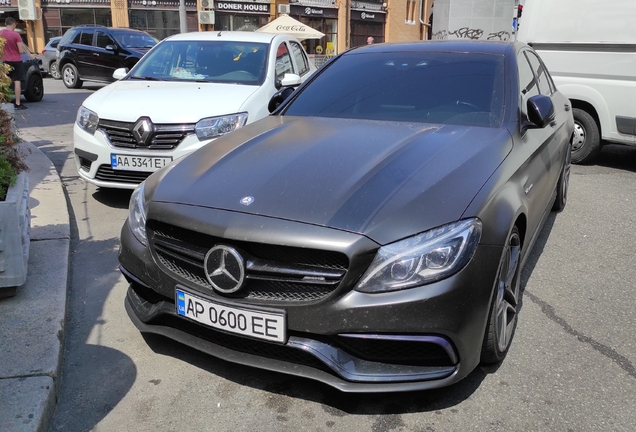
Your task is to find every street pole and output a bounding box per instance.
[179,0,188,33]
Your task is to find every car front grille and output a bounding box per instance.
[148,221,349,303]
[99,119,195,150]
[95,165,152,184]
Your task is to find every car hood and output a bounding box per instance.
[83,80,260,123]
[148,117,512,245]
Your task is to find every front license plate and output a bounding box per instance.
[110,154,172,172]
[176,289,287,343]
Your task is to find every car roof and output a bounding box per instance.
[163,31,285,44]
[349,40,516,55]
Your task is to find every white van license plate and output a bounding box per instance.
[110,154,172,172]
[176,289,286,343]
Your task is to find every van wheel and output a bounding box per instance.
[62,63,83,89]
[24,73,44,102]
[571,108,601,164]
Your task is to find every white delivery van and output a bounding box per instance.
[517,0,636,163]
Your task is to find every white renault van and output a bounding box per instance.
[518,0,636,163]
[73,31,316,189]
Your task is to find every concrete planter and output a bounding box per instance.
[0,172,30,297]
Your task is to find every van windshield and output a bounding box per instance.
[130,40,269,85]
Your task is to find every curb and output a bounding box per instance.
[0,141,70,432]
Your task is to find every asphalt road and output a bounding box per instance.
[16,78,636,432]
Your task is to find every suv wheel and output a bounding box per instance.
[49,62,61,80]
[24,73,44,102]
[62,63,83,89]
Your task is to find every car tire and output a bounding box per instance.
[62,63,83,89]
[552,144,571,212]
[49,62,61,80]
[481,226,522,364]
[24,73,44,102]
[571,108,601,164]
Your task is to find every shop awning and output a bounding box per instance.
[256,14,325,40]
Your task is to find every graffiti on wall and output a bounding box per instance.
[487,31,511,41]
[432,28,511,41]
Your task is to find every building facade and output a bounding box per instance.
[5,0,432,56]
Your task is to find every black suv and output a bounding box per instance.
[57,25,157,89]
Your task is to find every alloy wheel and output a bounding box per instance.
[494,231,521,352]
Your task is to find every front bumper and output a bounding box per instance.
[119,210,503,392]
[73,124,211,190]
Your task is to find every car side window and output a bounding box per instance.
[289,41,310,76]
[95,32,115,49]
[518,51,540,119]
[275,43,295,81]
[79,29,94,46]
[525,51,553,95]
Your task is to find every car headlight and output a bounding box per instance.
[76,106,99,135]
[355,219,482,293]
[195,113,248,141]
[128,182,148,246]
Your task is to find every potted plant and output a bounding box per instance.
[0,36,31,298]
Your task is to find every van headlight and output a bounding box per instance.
[128,182,148,246]
[76,106,99,135]
[195,112,248,141]
[355,219,482,293]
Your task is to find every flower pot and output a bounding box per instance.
[0,172,30,297]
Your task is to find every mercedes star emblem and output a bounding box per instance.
[203,245,245,294]
[240,196,254,206]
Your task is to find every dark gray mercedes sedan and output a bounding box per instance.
[119,40,574,392]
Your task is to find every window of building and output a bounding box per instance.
[43,8,112,39]
[129,10,197,40]
[405,0,417,25]
[351,22,384,47]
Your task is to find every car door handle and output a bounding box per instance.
[93,53,100,56]
[564,104,571,111]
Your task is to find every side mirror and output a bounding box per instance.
[112,68,128,80]
[268,87,295,113]
[275,73,302,90]
[526,94,555,129]
[105,44,118,52]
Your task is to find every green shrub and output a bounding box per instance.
[0,151,16,200]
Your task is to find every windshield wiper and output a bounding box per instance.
[129,76,161,81]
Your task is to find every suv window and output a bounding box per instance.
[289,41,310,76]
[69,30,82,45]
[96,31,116,49]
[79,29,94,46]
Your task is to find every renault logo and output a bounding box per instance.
[132,117,154,146]
[203,245,245,294]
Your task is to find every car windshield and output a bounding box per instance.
[129,40,269,85]
[284,51,506,128]
[113,31,158,49]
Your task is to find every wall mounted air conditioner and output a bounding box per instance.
[18,0,38,21]
[198,10,215,25]
[277,4,291,14]
[200,0,212,9]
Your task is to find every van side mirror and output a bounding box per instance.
[268,87,295,113]
[526,94,555,129]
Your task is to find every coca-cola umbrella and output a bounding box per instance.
[256,14,325,40]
